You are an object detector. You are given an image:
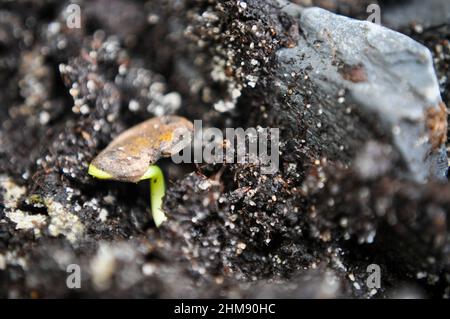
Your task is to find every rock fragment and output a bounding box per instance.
[274,6,447,181]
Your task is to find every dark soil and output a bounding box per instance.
[0,0,449,299]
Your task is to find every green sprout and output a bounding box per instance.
[140,165,166,227]
[88,116,193,227]
[89,164,166,227]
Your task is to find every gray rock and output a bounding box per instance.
[272,6,447,182]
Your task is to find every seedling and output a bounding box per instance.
[88,116,193,227]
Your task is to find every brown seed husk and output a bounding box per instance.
[91,116,193,182]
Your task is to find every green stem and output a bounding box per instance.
[140,165,167,227]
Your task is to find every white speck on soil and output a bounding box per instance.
[90,244,117,291]
[0,176,26,208]
[142,263,156,276]
[45,198,84,244]
[6,211,47,236]
[98,208,108,222]
[1,176,47,236]
[90,242,140,291]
